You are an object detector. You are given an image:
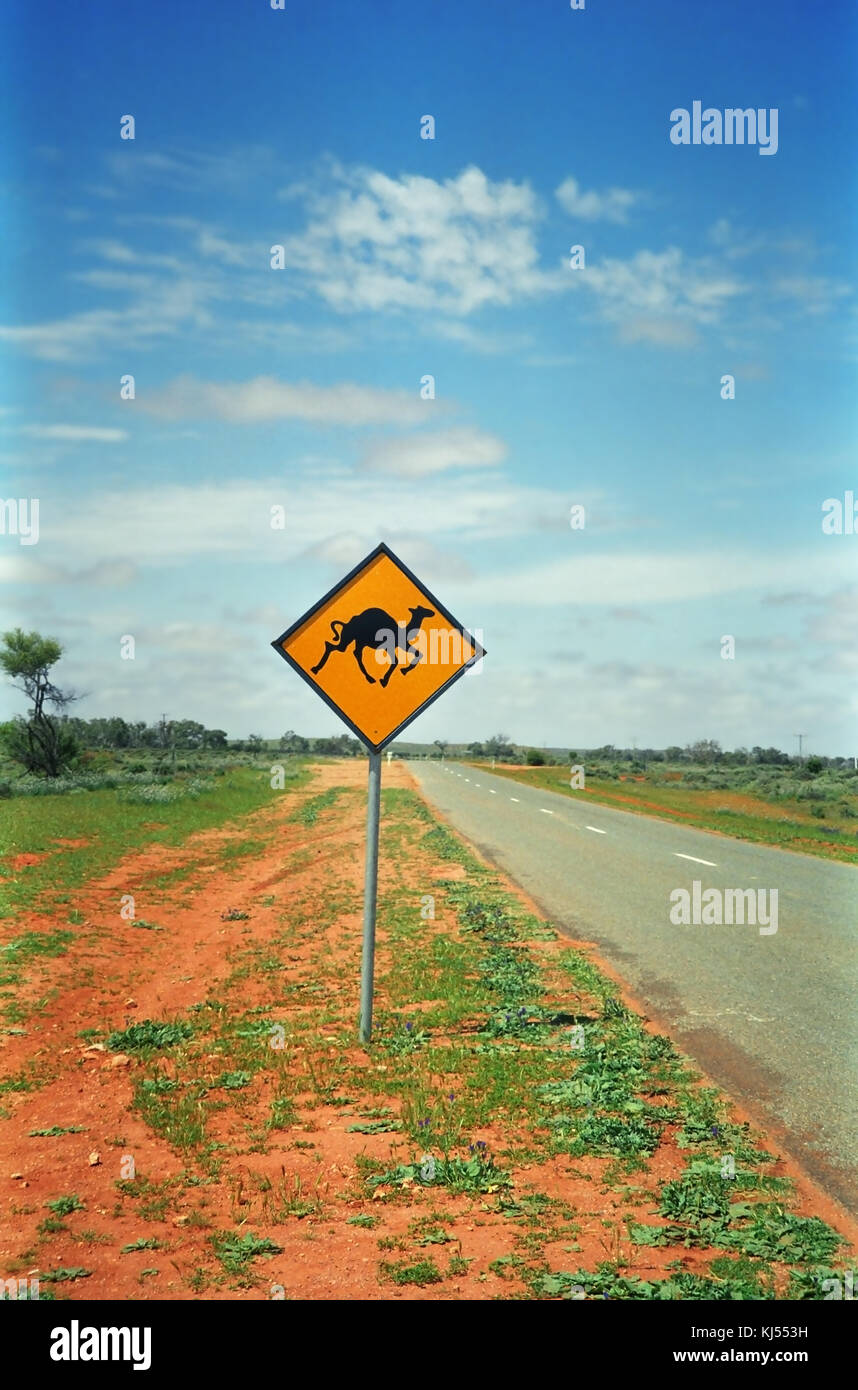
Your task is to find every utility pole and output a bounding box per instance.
[794,733,807,761]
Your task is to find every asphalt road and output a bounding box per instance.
[409,760,858,1214]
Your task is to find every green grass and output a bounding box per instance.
[0,1057,53,1099]
[0,929,74,983]
[45,1194,85,1217]
[379,1257,443,1286]
[11,759,846,1302]
[213,1069,251,1090]
[37,1217,68,1236]
[351,787,849,1297]
[476,763,858,863]
[0,929,76,1023]
[538,1264,772,1300]
[114,1175,177,1224]
[0,763,312,923]
[366,1152,511,1196]
[210,1230,283,1278]
[29,1124,86,1137]
[120,1237,164,1253]
[132,1078,210,1152]
[347,1119,401,1134]
[108,1019,194,1052]
[287,785,349,827]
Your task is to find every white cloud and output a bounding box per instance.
[565,247,747,346]
[582,248,744,332]
[360,426,506,476]
[555,177,641,224]
[708,218,734,247]
[464,549,858,607]
[195,229,256,267]
[0,311,130,362]
[772,276,851,316]
[619,317,699,348]
[139,375,439,427]
[80,239,184,271]
[281,163,563,315]
[20,425,128,443]
[103,145,280,195]
[429,320,534,354]
[0,556,137,587]
[9,471,855,627]
[0,269,219,361]
[1,474,568,573]
[304,533,473,580]
[802,587,858,648]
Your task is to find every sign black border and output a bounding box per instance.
[270,541,486,754]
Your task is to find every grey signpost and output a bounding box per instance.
[359,751,382,1042]
[270,541,485,1045]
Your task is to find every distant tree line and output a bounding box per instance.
[58,716,229,750]
[2,630,851,780]
[444,737,854,771]
[51,721,366,758]
[275,730,364,757]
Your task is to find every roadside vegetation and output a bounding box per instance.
[2,763,850,1300]
[473,759,858,864]
[0,762,310,924]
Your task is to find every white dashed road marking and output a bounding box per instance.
[510,797,520,802]
[585,826,607,835]
[539,808,553,815]
[674,853,717,866]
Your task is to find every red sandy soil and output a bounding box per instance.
[0,761,854,1301]
[7,854,48,871]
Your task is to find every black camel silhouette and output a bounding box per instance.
[311,605,435,687]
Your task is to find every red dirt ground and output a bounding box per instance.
[1,761,854,1301]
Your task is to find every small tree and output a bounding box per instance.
[0,628,80,776]
[484,732,514,760]
[279,730,309,754]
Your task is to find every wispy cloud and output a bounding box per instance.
[280,163,563,315]
[581,247,745,343]
[555,176,642,224]
[19,424,128,443]
[2,474,568,574]
[464,549,857,607]
[360,426,506,476]
[772,276,852,316]
[139,375,440,427]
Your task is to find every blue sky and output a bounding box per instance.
[2,0,856,752]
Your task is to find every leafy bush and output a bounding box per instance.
[210,1231,283,1276]
[108,1019,193,1051]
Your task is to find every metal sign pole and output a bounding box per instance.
[270,543,485,1043]
[358,750,382,1043]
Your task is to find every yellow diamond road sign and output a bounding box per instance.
[271,543,485,752]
